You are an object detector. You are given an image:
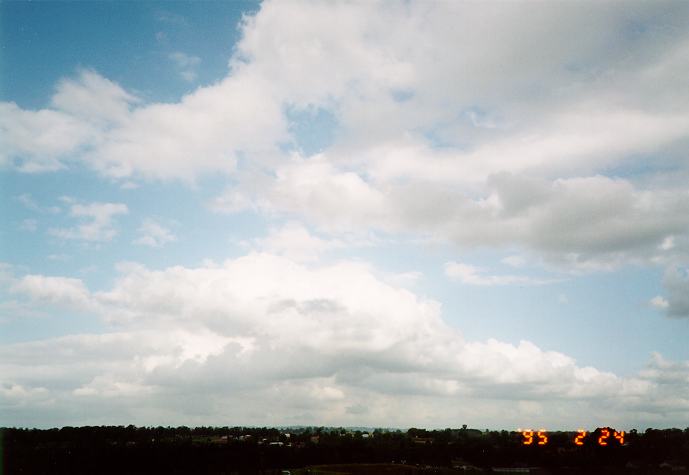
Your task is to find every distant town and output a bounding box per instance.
[3,425,689,473]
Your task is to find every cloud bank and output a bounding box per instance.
[4,1,688,272]
[3,253,687,428]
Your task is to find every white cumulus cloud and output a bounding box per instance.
[49,201,128,242]
[133,219,177,248]
[1,253,687,428]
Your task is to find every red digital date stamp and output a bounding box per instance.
[518,428,625,446]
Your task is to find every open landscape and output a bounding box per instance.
[2,1,689,472]
[4,425,689,473]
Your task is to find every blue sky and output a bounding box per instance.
[2,1,689,430]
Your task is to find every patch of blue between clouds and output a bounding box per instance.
[285,106,338,156]
[352,240,672,378]
[0,297,105,345]
[435,250,672,377]
[0,0,260,107]
[601,138,689,181]
[390,89,415,103]
[421,106,500,150]
[0,166,268,290]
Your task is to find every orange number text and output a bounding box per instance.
[614,430,625,445]
[574,430,587,446]
[598,428,610,446]
[521,430,534,445]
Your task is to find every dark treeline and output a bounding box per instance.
[3,425,689,474]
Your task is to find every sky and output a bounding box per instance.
[1,0,689,431]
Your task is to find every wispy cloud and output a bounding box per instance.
[444,261,557,286]
[154,10,188,27]
[11,274,92,308]
[650,295,669,309]
[655,266,689,318]
[168,52,201,82]
[49,201,128,242]
[501,255,527,268]
[133,219,177,248]
[19,219,38,232]
[15,193,60,214]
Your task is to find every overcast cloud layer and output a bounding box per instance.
[2,0,689,429]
